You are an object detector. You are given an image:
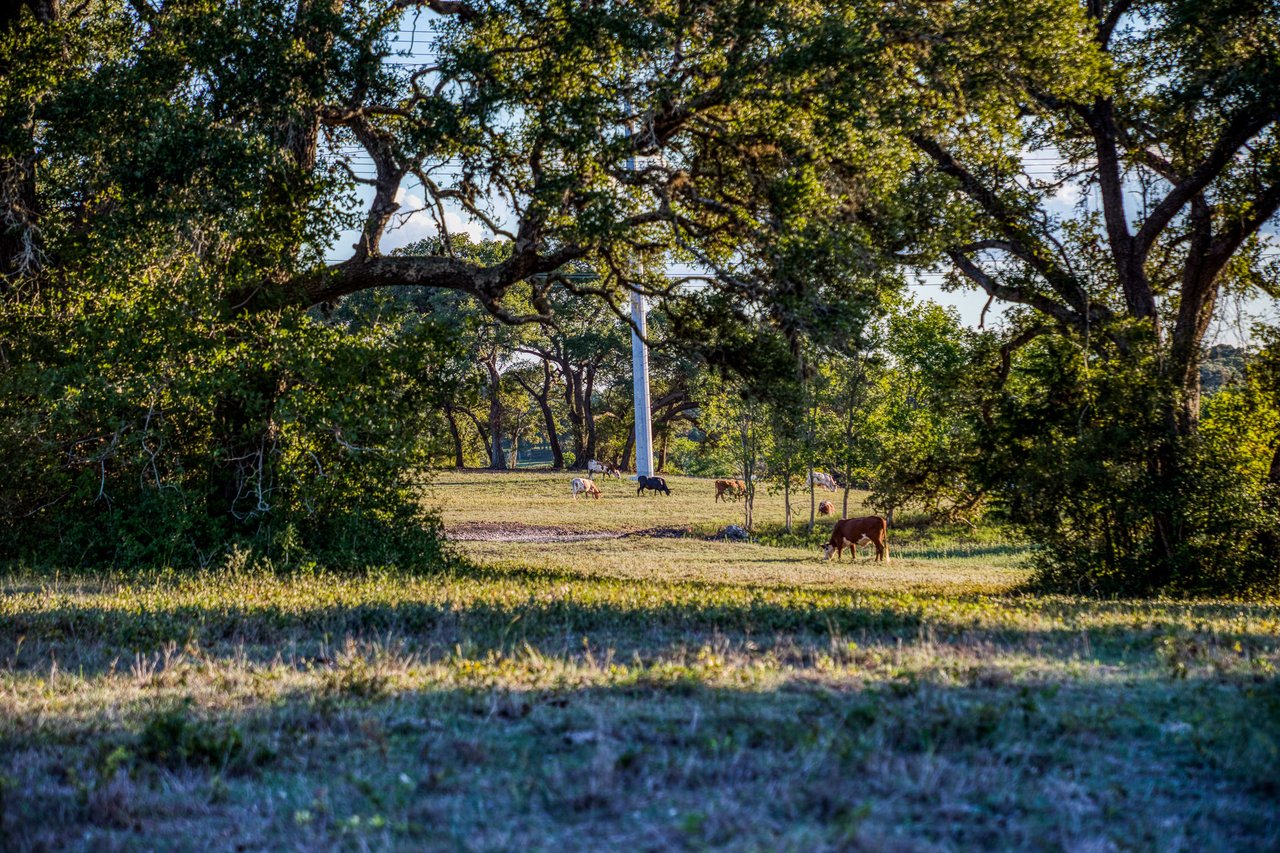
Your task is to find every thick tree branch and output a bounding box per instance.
[998,323,1048,384]
[1096,0,1135,46]
[1205,177,1280,273]
[391,0,477,22]
[1080,97,1157,320]
[913,135,1092,317]
[946,249,1085,329]
[1133,109,1277,258]
[293,242,586,322]
[346,116,409,259]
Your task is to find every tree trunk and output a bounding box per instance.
[207,367,279,526]
[583,366,598,463]
[444,404,465,468]
[508,408,524,468]
[1167,198,1218,437]
[657,428,669,473]
[783,476,792,533]
[740,409,756,532]
[0,1,58,285]
[559,362,587,468]
[0,148,39,284]
[621,425,635,473]
[487,397,505,469]
[541,361,564,469]
[483,357,506,470]
[808,471,816,531]
[514,360,564,469]
[459,408,488,460]
[543,349,610,471]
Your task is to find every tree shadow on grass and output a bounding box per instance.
[890,544,1033,560]
[4,662,1278,852]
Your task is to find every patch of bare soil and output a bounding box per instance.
[447,522,689,543]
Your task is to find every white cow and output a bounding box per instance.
[807,471,838,491]
[587,459,621,479]
[570,477,602,500]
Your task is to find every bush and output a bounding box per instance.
[984,335,1280,597]
[0,261,462,570]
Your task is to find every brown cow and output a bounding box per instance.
[823,515,889,562]
[818,500,835,516]
[715,479,747,502]
[714,479,736,502]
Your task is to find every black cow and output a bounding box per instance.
[636,475,671,496]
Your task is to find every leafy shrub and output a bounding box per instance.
[137,703,244,771]
[0,261,463,570]
[986,335,1280,596]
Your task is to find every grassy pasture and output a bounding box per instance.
[1,471,1278,850]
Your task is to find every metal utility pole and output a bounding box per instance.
[631,290,654,477]
[624,103,654,478]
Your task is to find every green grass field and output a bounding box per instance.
[2,471,1278,850]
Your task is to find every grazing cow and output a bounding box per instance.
[588,459,621,480]
[807,471,838,492]
[818,500,835,516]
[571,477,602,500]
[637,475,671,496]
[823,515,889,562]
[714,479,741,502]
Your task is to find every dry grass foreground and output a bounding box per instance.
[1,471,1277,851]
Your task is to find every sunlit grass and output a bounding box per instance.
[427,469,873,533]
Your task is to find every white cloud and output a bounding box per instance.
[381,189,489,250]
[1049,181,1083,206]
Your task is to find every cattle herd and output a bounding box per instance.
[568,465,670,500]
[566,463,889,562]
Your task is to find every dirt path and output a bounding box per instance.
[446,522,690,543]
